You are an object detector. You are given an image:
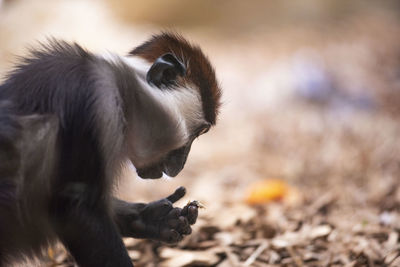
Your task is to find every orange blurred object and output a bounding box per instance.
[245,179,290,205]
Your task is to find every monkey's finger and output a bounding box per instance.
[166,208,181,228]
[183,225,192,235]
[160,228,183,244]
[185,205,198,225]
[177,216,192,235]
[166,186,186,203]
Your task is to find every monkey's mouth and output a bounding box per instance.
[136,161,183,179]
[136,144,191,179]
[136,165,164,179]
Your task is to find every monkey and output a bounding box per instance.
[0,32,221,266]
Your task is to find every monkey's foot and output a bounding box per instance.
[130,187,199,244]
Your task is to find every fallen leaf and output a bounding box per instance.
[245,179,290,205]
[160,247,222,267]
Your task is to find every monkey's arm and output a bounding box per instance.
[113,187,198,244]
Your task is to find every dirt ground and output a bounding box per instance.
[1,1,400,266]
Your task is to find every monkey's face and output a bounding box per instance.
[128,32,221,179]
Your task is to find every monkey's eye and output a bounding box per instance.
[198,127,210,135]
[195,124,210,138]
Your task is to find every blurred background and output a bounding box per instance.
[1,0,400,266]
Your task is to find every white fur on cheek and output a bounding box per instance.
[152,86,205,140]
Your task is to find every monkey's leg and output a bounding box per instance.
[53,194,133,267]
[113,187,199,244]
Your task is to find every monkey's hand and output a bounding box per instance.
[115,187,198,244]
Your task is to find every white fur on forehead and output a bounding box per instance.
[121,56,152,74]
[102,53,151,75]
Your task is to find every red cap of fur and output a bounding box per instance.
[130,32,221,125]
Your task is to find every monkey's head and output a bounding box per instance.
[127,32,221,179]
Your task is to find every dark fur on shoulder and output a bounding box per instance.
[0,101,59,264]
[0,102,21,180]
[0,41,131,266]
[1,40,108,193]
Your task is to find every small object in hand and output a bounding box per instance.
[187,200,206,209]
[180,200,202,225]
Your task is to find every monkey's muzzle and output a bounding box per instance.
[136,143,191,179]
[136,164,164,179]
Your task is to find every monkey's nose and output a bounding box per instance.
[163,164,183,177]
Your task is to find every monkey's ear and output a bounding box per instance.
[146,53,186,88]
